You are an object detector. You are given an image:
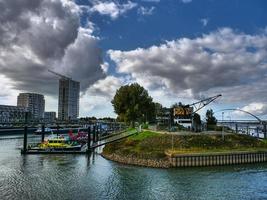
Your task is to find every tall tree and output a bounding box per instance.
[111,83,155,126]
[206,109,217,130]
[192,113,201,132]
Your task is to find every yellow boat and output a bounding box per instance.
[39,138,71,148]
[30,136,82,151]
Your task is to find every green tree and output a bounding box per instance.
[111,83,155,126]
[206,109,217,130]
[192,113,201,132]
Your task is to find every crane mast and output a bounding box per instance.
[188,94,222,114]
[173,94,222,117]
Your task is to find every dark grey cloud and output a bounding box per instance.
[19,1,79,60]
[0,0,105,96]
[59,30,105,91]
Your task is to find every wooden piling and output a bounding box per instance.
[93,125,96,143]
[87,126,91,152]
[96,125,99,142]
[99,123,102,140]
[41,124,45,142]
[57,124,59,137]
[22,126,28,154]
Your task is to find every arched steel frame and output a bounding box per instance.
[215,108,263,124]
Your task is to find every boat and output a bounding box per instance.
[68,129,88,143]
[34,127,53,134]
[29,135,82,151]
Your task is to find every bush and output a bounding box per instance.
[142,123,149,129]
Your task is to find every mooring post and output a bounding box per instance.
[22,112,29,154]
[97,124,101,141]
[93,125,96,143]
[96,125,99,142]
[87,126,91,152]
[23,125,28,154]
[99,123,102,140]
[41,124,45,142]
[57,124,59,137]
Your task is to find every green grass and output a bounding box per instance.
[127,127,136,131]
[128,130,160,141]
[102,131,267,159]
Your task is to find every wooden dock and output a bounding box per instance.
[22,129,138,154]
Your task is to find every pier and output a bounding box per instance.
[20,123,137,155]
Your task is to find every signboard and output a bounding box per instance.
[173,106,193,117]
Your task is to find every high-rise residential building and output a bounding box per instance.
[44,111,56,123]
[58,78,80,121]
[17,93,45,120]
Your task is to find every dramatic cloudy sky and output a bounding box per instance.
[0,0,267,120]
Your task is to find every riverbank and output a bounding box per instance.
[102,130,267,168]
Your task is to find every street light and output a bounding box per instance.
[227,115,231,131]
[222,112,224,140]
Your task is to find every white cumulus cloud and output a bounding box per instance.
[235,103,267,116]
[90,1,137,20]
[108,28,267,105]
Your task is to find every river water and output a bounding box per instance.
[1,136,267,200]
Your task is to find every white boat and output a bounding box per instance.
[34,127,53,134]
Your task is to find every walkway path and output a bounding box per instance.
[90,129,138,149]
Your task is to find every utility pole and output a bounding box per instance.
[227,115,231,132]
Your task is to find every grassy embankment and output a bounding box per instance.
[103,130,267,159]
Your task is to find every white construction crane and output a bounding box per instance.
[48,69,71,80]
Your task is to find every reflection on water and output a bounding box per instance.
[1,137,267,200]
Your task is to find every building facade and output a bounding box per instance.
[0,105,27,123]
[58,78,80,121]
[17,93,45,120]
[44,112,56,123]
[173,106,193,129]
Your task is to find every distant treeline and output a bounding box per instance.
[80,117,116,122]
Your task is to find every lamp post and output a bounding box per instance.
[227,115,231,131]
[222,112,224,140]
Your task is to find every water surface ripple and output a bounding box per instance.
[1,137,267,200]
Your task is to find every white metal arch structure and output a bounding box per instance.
[215,108,263,124]
[215,108,266,138]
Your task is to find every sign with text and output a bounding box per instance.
[173,106,193,117]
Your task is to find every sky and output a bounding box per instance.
[0,0,267,120]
